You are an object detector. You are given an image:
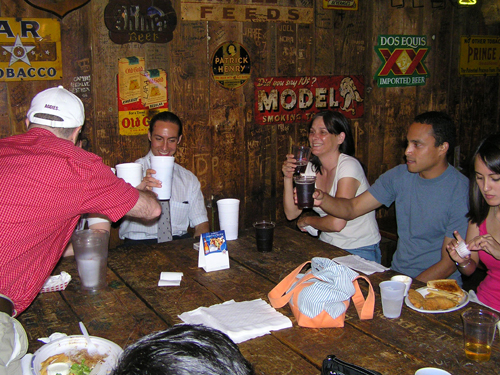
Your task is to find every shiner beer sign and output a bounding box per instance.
[0,18,62,81]
[374,35,430,88]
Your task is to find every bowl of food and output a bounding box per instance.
[31,335,123,375]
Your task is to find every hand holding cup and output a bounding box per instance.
[446,231,470,263]
[291,145,311,174]
[282,154,297,179]
[136,169,162,192]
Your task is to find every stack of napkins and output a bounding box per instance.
[158,272,183,286]
[178,299,292,343]
[333,255,390,275]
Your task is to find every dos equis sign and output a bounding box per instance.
[374,35,430,88]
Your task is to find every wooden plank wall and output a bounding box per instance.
[0,0,499,246]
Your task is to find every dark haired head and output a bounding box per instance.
[467,133,500,225]
[149,111,183,138]
[308,111,355,173]
[110,324,254,375]
[413,111,455,158]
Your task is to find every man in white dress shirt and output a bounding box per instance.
[119,112,209,243]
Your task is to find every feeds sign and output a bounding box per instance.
[254,75,364,125]
[374,35,430,88]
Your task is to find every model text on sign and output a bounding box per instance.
[254,75,364,125]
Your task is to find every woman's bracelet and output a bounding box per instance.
[456,259,472,268]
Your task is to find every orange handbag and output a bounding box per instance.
[268,259,375,328]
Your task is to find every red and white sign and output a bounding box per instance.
[254,75,364,125]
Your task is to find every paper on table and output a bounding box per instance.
[333,254,389,275]
[303,225,318,236]
[178,299,292,343]
[158,272,183,287]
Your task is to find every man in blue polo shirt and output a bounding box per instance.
[313,112,469,285]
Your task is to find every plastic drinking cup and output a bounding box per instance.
[291,145,311,174]
[150,156,175,200]
[72,229,110,293]
[217,198,240,240]
[294,175,316,209]
[391,275,412,296]
[115,163,142,187]
[414,368,451,375]
[253,221,275,252]
[379,280,406,319]
[461,308,499,362]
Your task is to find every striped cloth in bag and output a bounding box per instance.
[268,257,375,328]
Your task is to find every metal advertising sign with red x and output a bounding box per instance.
[374,35,430,88]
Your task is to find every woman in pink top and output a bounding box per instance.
[447,134,500,311]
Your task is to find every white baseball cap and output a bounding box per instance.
[27,85,84,128]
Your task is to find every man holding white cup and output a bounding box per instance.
[0,86,161,317]
[119,111,209,244]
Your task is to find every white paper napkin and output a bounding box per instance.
[40,271,71,293]
[333,254,389,275]
[158,272,183,287]
[303,225,318,236]
[178,299,292,343]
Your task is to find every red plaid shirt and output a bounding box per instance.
[0,128,139,314]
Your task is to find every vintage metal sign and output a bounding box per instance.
[459,36,500,76]
[118,56,168,136]
[323,0,358,11]
[374,35,430,88]
[0,18,62,82]
[181,0,313,23]
[24,0,90,18]
[254,75,364,125]
[104,0,177,44]
[212,42,251,90]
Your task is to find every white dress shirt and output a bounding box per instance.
[119,151,208,239]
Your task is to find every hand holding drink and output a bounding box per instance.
[291,145,311,174]
[294,175,316,209]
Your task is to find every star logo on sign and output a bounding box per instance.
[2,34,35,66]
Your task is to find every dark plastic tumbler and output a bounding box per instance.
[294,175,316,209]
[253,221,275,252]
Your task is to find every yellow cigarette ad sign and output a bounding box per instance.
[0,18,62,81]
[460,36,500,76]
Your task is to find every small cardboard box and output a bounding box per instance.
[118,56,145,104]
[141,68,168,108]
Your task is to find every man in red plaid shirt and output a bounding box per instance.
[0,86,161,317]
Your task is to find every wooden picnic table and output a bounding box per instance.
[19,226,499,375]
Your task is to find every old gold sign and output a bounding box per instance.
[0,18,62,82]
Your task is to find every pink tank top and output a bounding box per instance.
[476,221,500,310]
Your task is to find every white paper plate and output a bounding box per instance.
[31,335,122,375]
[405,287,469,314]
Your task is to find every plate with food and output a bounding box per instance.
[405,279,469,314]
[31,335,123,375]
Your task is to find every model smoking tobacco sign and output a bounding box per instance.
[374,35,430,88]
[254,75,364,125]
